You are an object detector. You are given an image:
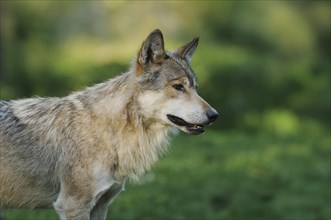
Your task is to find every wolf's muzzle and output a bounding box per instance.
[167,114,206,135]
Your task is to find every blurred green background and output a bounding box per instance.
[0,1,330,220]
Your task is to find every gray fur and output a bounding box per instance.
[0,29,218,220]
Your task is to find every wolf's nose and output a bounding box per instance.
[206,109,219,123]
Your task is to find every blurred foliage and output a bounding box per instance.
[0,1,330,220]
[0,1,330,133]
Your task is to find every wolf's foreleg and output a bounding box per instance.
[53,168,97,220]
[90,182,125,220]
[53,190,93,220]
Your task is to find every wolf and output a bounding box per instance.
[0,29,218,220]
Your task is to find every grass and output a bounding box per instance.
[3,130,330,220]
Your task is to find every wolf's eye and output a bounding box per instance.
[173,84,185,92]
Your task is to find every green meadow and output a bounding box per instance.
[3,129,330,220]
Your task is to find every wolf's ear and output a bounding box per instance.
[177,37,199,62]
[136,29,166,75]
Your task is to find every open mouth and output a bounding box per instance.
[166,114,206,135]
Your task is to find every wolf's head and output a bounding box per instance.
[135,29,218,135]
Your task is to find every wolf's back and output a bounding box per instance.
[0,101,29,141]
[0,99,62,208]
